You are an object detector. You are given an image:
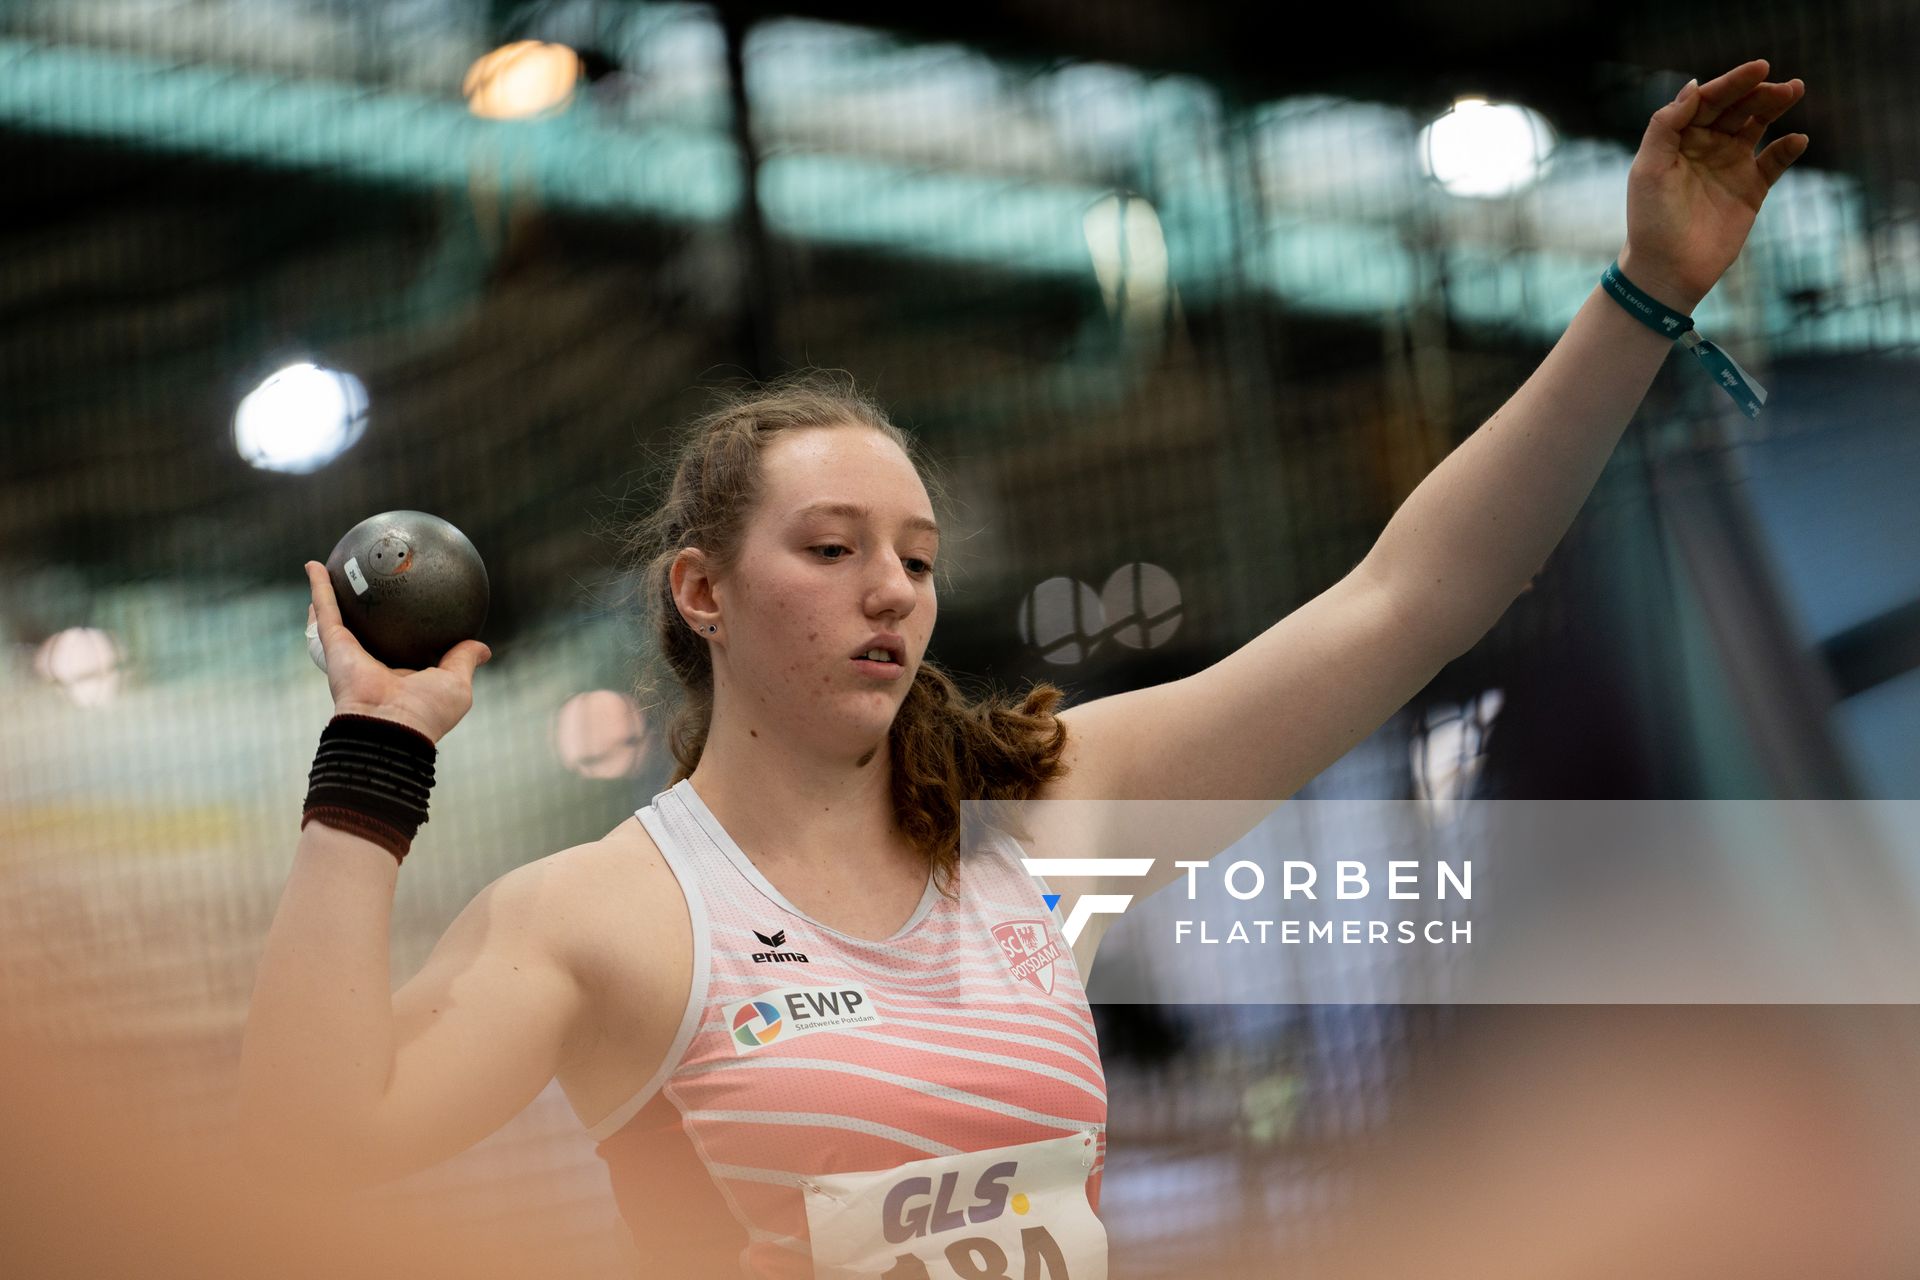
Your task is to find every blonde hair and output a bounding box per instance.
[620,371,1071,897]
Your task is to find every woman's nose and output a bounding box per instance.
[869,556,918,610]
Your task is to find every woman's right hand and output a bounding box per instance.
[304,561,492,745]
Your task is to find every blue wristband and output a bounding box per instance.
[1601,259,1769,419]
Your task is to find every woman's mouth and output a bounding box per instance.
[851,647,905,679]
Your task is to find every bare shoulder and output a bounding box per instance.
[479,816,696,1122]
[513,816,692,1009]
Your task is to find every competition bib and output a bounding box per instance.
[801,1131,1106,1280]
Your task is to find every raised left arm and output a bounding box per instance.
[1045,61,1808,909]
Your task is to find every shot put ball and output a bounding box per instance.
[323,510,489,671]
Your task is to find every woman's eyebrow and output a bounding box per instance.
[790,500,939,538]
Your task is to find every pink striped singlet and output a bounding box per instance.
[588,778,1108,1280]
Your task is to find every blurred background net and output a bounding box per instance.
[2,0,1917,1276]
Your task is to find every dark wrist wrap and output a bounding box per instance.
[300,713,438,864]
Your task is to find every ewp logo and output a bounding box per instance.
[1019,857,1155,943]
[732,999,783,1049]
[726,984,882,1055]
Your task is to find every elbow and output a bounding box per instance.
[1372,577,1487,667]
[1413,582,1532,663]
[1365,553,1538,660]
[1440,612,1502,662]
[1452,575,1542,656]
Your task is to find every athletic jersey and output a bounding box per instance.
[588,778,1108,1280]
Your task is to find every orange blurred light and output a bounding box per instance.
[462,41,580,120]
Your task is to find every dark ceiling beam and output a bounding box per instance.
[1819,597,1920,699]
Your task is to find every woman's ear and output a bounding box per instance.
[669,547,721,631]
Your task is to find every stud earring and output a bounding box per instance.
[707,625,716,633]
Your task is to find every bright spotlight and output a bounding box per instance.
[1419,97,1557,198]
[232,361,369,476]
[31,627,123,708]
[464,41,582,120]
[1083,193,1170,334]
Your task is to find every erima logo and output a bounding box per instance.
[1018,858,1155,943]
[751,927,809,963]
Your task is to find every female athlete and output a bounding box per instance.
[242,59,1807,1280]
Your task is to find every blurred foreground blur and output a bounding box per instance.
[0,1022,564,1280]
[10,914,1920,1280]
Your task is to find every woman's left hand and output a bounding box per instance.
[1620,58,1809,313]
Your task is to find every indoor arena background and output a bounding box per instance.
[4,1,1919,1276]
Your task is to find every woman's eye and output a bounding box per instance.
[812,545,934,575]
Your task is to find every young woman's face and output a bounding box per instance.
[714,426,940,756]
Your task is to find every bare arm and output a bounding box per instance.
[1359,59,1807,650]
[1042,278,1704,910]
[1051,261,1682,813]
[1029,264,1711,958]
[1042,62,1811,910]
[237,821,599,1189]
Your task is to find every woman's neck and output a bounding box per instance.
[685,718,914,879]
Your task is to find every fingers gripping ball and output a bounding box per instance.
[320,511,490,671]
[307,608,327,673]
